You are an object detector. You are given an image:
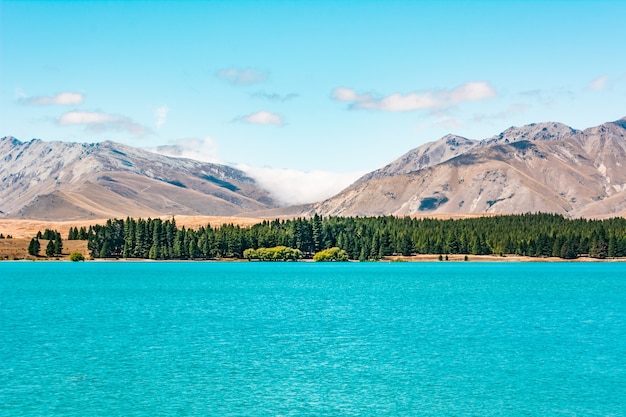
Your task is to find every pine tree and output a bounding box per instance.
[28,238,40,256]
[54,233,63,255]
[45,240,55,257]
[312,213,322,252]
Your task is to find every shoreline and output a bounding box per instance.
[2,248,625,264]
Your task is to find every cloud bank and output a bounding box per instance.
[239,165,365,205]
[57,110,151,136]
[332,81,497,111]
[153,137,362,205]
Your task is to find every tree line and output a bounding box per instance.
[79,213,626,260]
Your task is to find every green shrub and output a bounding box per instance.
[244,246,302,261]
[69,252,85,262]
[313,247,349,262]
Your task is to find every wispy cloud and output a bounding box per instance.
[238,165,365,205]
[332,81,497,112]
[23,92,84,106]
[154,105,169,129]
[250,91,299,102]
[472,103,530,124]
[433,118,463,130]
[587,75,609,91]
[237,111,284,126]
[57,110,151,136]
[153,136,221,163]
[216,67,269,85]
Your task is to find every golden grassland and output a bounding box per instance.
[0,215,265,239]
[0,238,89,261]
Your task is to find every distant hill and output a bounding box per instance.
[0,138,278,220]
[301,117,626,218]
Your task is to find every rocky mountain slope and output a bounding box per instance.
[305,117,626,218]
[0,138,277,220]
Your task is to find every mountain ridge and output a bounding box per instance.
[300,117,626,219]
[0,137,278,220]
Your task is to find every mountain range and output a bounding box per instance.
[303,116,626,218]
[2,116,626,220]
[0,138,277,220]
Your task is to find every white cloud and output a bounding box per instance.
[57,110,151,136]
[238,165,365,205]
[24,92,84,106]
[375,92,440,111]
[332,81,497,111]
[448,82,497,103]
[587,75,609,91]
[216,67,269,85]
[155,105,169,129]
[239,111,284,126]
[251,91,299,102]
[331,87,372,103]
[153,136,221,163]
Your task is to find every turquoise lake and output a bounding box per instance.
[1,262,625,416]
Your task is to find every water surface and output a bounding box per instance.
[1,262,625,416]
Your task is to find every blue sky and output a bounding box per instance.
[1,0,625,203]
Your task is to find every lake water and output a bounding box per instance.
[1,262,625,416]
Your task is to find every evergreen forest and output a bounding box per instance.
[76,213,626,260]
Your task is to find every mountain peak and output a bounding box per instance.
[612,116,626,130]
[481,122,582,146]
[1,136,23,146]
[440,134,474,147]
[354,134,478,184]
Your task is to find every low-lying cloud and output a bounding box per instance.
[153,136,363,205]
[332,81,497,112]
[239,165,365,205]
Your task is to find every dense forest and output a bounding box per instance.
[76,213,626,260]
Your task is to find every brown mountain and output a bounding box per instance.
[0,138,278,220]
[305,117,626,218]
